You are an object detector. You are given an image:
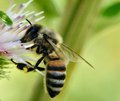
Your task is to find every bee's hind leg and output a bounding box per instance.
[26,61,45,76]
[11,59,34,72]
[26,61,45,71]
[11,59,45,76]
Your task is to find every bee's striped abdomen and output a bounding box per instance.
[46,58,66,98]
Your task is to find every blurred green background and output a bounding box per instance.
[1,0,120,101]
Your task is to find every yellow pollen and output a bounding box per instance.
[23,67,28,73]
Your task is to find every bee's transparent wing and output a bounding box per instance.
[61,44,94,69]
[47,39,94,69]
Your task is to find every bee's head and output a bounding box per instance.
[20,19,42,43]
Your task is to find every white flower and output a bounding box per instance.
[0,0,44,64]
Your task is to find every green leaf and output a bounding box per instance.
[0,57,10,79]
[0,11,13,25]
[102,2,120,17]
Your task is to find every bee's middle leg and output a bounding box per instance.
[34,54,47,69]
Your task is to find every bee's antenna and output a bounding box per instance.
[26,19,32,25]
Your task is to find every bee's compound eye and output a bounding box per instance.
[0,11,13,25]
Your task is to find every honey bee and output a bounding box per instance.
[12,19,94,98]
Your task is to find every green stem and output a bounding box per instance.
[29,76,44,101]
[57,0,102,100]
[61,0,102,51]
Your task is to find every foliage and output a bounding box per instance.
[0,57,9,79]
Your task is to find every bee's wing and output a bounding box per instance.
[47,39,94,69]
[61,44,94,69]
